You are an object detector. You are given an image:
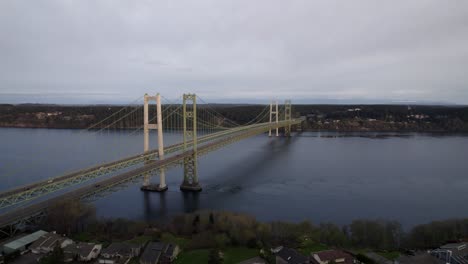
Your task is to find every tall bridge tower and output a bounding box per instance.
[180,94,202,192]
[284,100,292,137]
[269,100,279,137]
[141,93,167,192]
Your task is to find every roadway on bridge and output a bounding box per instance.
[0,119,301,228]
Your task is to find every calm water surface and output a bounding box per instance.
[1,128,468,228]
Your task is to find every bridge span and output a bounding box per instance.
[0,93,302,235]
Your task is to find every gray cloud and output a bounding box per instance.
[0,0,467,104]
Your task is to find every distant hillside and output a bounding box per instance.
[0,104,467,132]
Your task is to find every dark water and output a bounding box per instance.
[1,128,468,228]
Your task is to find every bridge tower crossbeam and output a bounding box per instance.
[180,93,202,192]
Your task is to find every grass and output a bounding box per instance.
[175,247,258,264]
[72,232,93,242]
[126,235,153,245]
[160,233,191,249]
[174,249,210,264]
[377,251,400,260]
[298,239,329,256]
[222,247,259,264]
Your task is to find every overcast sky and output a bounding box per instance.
[1,1,467,104]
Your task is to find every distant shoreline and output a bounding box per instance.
[1,103,467,132]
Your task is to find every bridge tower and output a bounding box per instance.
[284,100,292,137]
[180,93,202,192]
[141,93,167,192]
[269,101,279,137]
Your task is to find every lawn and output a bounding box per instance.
[160,233,191,249]
[377,251,400,260]
[175,247,258,264]
[72,232,93,242]
[126,235,153,245]
[222,247,259,264]
[174,249,210,264]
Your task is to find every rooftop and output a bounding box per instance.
[441,243,467,250]
[101,242,140,256]
[276,247,308,264]
[64,242,97,257]
[30,233,66,250]
[312,249,354,263]
[3,230,48,250]
[140,242,165,264]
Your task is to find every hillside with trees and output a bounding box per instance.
[1,103,468,132]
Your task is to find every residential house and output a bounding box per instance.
[2,230,48,254]
[63,242,102,262]
[140,242,179,264]
[99,242,144,264]
[30,232,73,254]
[311,250,355,264]
[272,246,308,264]
[430,243,468,264]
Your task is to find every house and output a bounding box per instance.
[140,242,179,264]
[63,242,102,262]
[30,232,73,254]
[2,230,48,254]
[99,242,144,264]
[397,252,444,264]
[311,250,355,264]
[430,243,468,264]
[272,246,308,264]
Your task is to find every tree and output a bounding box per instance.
[43,200,95,236]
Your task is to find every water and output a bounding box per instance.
[1,128,468,228]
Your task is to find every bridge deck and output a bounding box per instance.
[0,119,303,228]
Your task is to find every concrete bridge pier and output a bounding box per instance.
[180,154,202,192]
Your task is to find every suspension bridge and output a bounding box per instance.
[0,93,303,236]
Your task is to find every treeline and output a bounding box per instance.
[166,212,404,250]
[37,201,468,252]
[1,103,468,131]
[295,104,468,132]
[0,104,267,129]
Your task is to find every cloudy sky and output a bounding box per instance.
[1,1,467,104]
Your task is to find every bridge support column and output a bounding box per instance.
[284,100,292,137]
[141,93,168,192]
[180,94,202,192]
[269,101,279,137]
